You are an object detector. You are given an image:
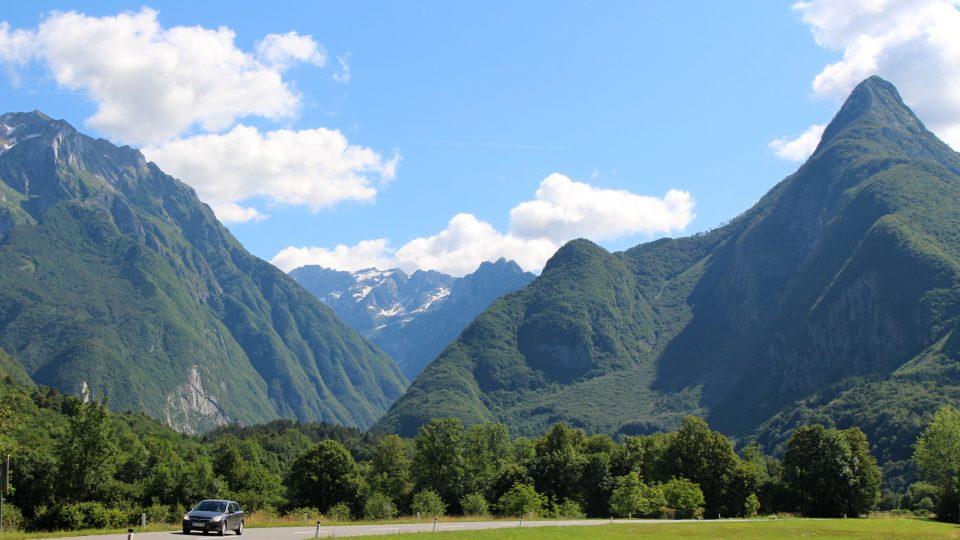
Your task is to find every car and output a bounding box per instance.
[182,499,244,536]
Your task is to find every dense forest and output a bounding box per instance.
[1,375,951,533]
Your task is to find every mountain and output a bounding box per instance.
[0,111,407,433]
[374,77,960,470]
[289,259,536,379]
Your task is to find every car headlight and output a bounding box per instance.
[211,515,223,522]
[183,514,191,521]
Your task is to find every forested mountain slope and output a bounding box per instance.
[0,111,407,432]
[375,77,960,470]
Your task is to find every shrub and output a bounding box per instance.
[411,488,447,518]
[662,477,705,519]
[460,492,489,516]
[286,507,322,521]
[326,502,352,522]
[363,492,397,520]
[744,493,760,518]
[77,502,127,529]
[555,499,585,519]
[497,483,546,517]
[143,502,171,525]
[0,503,24,531]
[171,503,186,525]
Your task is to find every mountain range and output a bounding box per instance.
[289,259,535,379]
[374,77,960,471]
[0,111,407,433]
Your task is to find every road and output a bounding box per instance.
[32,518,738,540]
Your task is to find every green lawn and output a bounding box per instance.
[364,519,960,540]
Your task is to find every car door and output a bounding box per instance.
[228,503,238,528]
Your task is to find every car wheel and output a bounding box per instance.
[218,521,226,536]
[235,520,243,535]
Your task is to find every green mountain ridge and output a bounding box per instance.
[0,111,407,432]
[374,77,960,474]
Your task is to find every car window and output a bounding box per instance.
[230,503,238,513]
[194,500,227,512]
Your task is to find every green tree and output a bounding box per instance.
[368,434,413,509]
[287,440,363,512]
[413,418,465,511]
[663,416,738,516]
[840,428,881,517]
[497,483,546,516]
[663,477,705,518]
[783,425,881,517]
[529,423,587,506]
[914,405,960,521]
[56,399,118,502]
[462,423,511,496]
[0,396,18,457]
[609,471,644,518]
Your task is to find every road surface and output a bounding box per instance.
[32,518,742,540]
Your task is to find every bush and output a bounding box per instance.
[460,492,489,516]
[363,492,397,520]
[171,503,187,525]
[411,489,447,518]
[555,499,585,519]
[143,502,172,525]
[744,493,760,518]
[286,507,322,521]
[32,502,128,531]
[1,503,24,531]
[326,502,352,522]
[662,478,705,519]
[497,483,546,517]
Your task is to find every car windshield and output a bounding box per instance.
[193,501,227,512]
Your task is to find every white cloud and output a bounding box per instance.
[272,174,695,276]
[143,124,399,223]
[510,173,694,242]
[272,239,396,273]
[256,31,326,71]
[777,0,960,157]
[0,8,329,145]
[210,202,268,224]
[768,123,827,161]
[392,214,560,276]
[0,21,35,64]
[333,54,351,84]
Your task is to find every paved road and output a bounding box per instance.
[32,518,740,540]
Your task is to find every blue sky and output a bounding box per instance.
[2,1,959,275]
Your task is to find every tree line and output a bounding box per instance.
[1,378,958,531]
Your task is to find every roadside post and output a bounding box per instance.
[314,520,321,538]
[127,528,134,540]
[141,512,147,527]
[433,518,437,532]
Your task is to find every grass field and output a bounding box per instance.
[410,519,960,540]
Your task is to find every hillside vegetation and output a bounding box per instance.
[0,111,407,432]
[374,77,960,482]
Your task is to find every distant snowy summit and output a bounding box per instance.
[290,258,535,378]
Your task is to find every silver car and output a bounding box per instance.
[182,499,244,535]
